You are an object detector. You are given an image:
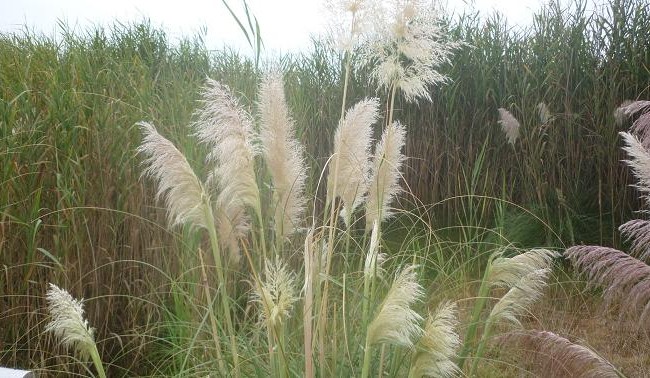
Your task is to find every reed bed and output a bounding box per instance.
[1,0,649,376]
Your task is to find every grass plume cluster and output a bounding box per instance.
[1,0,650,376]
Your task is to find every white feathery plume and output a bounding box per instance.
[258,73,307,239]
[214,200,249,263]
[137,121,209,229]
[489,249,558,288]
[193,77,260,212]
[497,108,520,145]
[364,221,386,280]
[327,98,379,226]
[251,259,299,330]
[325,0,377,53]
[367,265,423,347]
[488,268,550,327]
[614,100,650,125]
[366,121,406,231]
[410,302,461,378]
[45,283,96,359]
[357,0,462,102]
[500,330,619,378]
[192,78,259,259]
[620,131,650,203]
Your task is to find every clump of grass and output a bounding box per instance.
[498,330,620,377]
[45,283,106,378]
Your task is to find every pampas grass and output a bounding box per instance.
[565,245,650,324]
[45,283,106,378]
[258,73,307,241]
[357,0,460,103]
[497,108,520,145]
[614,100,650,125]
[409,302,460,378]
[499,330,619,378]
[620,131,650,202]
[193,77,260,217]
[366,265,423,347]
[137,121,209,229]
[252,259,299,330]
[489,249,558,288]
[619,219,650,261]
[365,120,406,231]
[362,265,423,378]
[327,98,379,226]
[488,268,551,327]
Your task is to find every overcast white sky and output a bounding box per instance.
[1,0,548,55]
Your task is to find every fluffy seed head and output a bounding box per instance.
[327,98,379,225]
[565,245,650,322]
[325,0,377,53]
[367,265,423,347]
[45,283,96,359]
[258,72,307,239]
[489,268,550,327]
[498,108,520,145]
[410,301,461,378]
[614,100,650,126]
[489,249,558,288]
[193,78,260,212]
[137,121,209,229]
[619,219,650,261]
[366,121,407,231]
[357,0,462,102]
[251,259,299,330]
[499,330,619,378]
[620,131,650,205]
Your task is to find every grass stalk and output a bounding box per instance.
[198,248,226,372]
[457,255,494,371]
[204,202,240,378]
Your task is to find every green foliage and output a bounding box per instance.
[1,0,649,375]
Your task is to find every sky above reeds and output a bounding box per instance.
[1,0,546,55]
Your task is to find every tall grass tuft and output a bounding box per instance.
[45,283,106,378]
[498,330,620,378]
[565,245,650,324]
[327,97,379,226]
[409,301,460,378]
[366,120,407,231]
[258,72,308,242]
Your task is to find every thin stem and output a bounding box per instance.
[457,257,494,371]
[378,344,387,377]
[387,84,398,128]
[198,248,226,372]
[360,339,373,378]
[469,317,494,376]
[303,243,315,378]
[205,203,241,378]
[89,344,107,378]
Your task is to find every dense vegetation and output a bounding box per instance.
[1,0,649,376]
